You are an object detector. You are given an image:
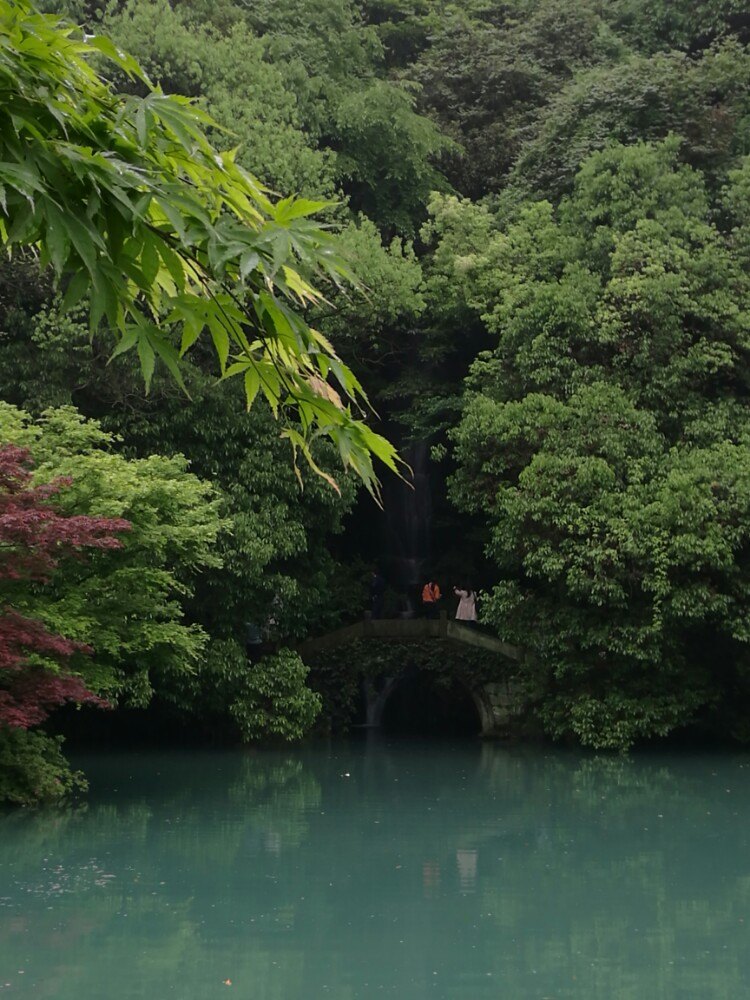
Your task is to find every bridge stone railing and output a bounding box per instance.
[299,611,522,659]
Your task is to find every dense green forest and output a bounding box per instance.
[3,0,750,801]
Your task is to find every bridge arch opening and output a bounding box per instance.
[380,671,482,737]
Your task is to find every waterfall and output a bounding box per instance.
[382,440,432,616]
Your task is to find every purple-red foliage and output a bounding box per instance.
[0,445,131,729]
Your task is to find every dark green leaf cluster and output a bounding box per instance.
[447,140,750,748]
[0,729,85,805]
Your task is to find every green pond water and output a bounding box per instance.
[2,739,750,999]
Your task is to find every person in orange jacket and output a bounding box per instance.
[421,579,441,619]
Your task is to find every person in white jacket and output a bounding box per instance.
[453,587,477,625]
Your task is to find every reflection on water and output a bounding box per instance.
[2,741,750,998]
[456,848,477,894]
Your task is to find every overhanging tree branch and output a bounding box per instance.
[0,0,405,500]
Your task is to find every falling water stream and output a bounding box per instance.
[382,440,432,613]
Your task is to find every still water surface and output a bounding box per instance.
[2,740,750,999]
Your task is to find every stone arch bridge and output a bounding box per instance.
[299,613,525,738]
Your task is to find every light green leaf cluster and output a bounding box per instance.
[0,291,362,659]
[316,217,424,352]
[331,79,453,232]
[0,0,402,498]
[98,0,336,198]
[0,402,227,705]
[227,648,322,741]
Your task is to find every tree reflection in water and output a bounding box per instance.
[2,743,750,998]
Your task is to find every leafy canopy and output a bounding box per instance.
[447,140,750,749]
[0,403,227,708]
[0,0,401,497]
[0,440,127,730]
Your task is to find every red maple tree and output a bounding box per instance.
[0,444,131,729]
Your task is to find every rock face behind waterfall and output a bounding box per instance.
[383,440,432,616]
